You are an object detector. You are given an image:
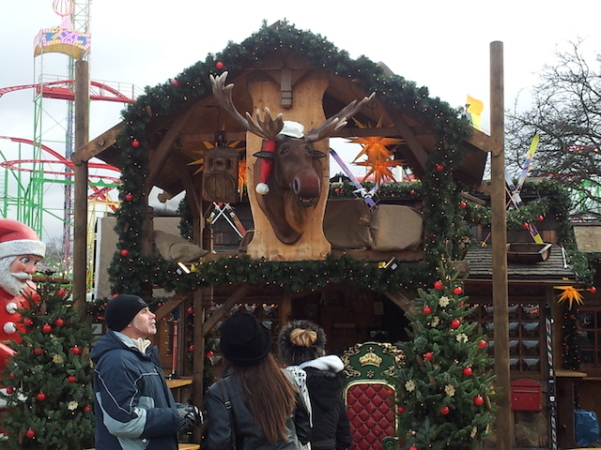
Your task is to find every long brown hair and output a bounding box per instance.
[226,353,297,444]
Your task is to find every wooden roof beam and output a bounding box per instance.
[465,127,503,156]
[381,104,429,175]
[175,156,202,220]
[146,107,196,193]
[72,122,124,164]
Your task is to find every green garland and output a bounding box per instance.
[108,21,473,296]
[106,21,593,299]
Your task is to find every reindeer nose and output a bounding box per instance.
[293,169,321,199]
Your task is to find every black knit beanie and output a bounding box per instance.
[219,313,272,366]
[105,294,149,332]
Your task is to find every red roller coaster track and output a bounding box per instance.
[0,79,137,103]
[0,135,121,210]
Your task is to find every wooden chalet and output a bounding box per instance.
[71,21,590,449]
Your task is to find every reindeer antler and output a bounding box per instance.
[304,92,376,143]
[210,72,284,140]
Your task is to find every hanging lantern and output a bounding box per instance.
[202,144,240,203]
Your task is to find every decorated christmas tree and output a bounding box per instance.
[391,274,497,450]
[0,282,95,449]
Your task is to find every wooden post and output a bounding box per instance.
[490,41,513,449]
[72,60,89,311]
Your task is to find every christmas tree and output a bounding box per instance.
[0,281,95,449]
[391,276,497,450]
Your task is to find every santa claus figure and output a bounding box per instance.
[0,219,46,372]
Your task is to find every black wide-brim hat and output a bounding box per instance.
[220,313,272,366]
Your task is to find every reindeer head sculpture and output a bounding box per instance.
[210,72,375,244]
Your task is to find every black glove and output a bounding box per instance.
[178,405,203,432]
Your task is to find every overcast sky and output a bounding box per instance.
[1,0,599,241]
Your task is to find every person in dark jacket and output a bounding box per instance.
[92,294,202,450]
[204,313,311,450]
[278,320,352,450]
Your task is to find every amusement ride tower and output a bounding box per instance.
[0,0,137,280]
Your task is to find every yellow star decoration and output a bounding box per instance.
[347,117,404,186]
[554,285,585,309]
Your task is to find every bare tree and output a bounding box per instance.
[506,39,601,214]
[42,236,68,274]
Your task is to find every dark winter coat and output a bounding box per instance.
[91,330,182,450]
[301,356,352,450]
[204,371,311,450]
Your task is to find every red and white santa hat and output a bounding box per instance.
[255,121,305,195]
[0,219,46,260]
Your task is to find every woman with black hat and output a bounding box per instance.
[278,320,352,450]
[204,313,311,449]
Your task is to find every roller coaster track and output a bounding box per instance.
[0,79,138,103]
[0,135,121,210]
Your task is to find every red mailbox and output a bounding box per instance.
[510,378,542,411]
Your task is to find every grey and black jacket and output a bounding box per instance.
[91,330,182,450]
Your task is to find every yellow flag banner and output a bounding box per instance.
[466,95,484,131]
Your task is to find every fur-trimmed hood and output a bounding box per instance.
[278,320,326,366]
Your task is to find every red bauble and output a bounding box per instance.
[33,348,42,356]
[435,164,444,172]
[9,372,15,379]
[172,79,179,87]
[453,286,463,295]
[188,345,194,353]
[473,395,484,405]
[478,340,488,348]
[24,318,33,327]
[424,352,434,361]
[206,350,214,358]
[131,139,140,148]
[187,307,195,315]
[6,387,14,395]
[42,324,52,333]
[83,405,91,413]
[125,193,134,202]
[31,292,41,301]
[120,249,129,257]
[398,406,406,414]
[537,215,544,222]
[422,306,432,315]
[522,222,530,229]
[434,280,443,290]
[409,189,416,195]
[334,188,340,194]
[450,319,461,329]
[463,367,473,376]
[385,387,394,397]
[215,61,225,70]
[55,318,64,327]
[68,375,77,383]
[409,446,419,450]
[26,429,36,439]
[440,406,450,415]
[57,289,67,298]
[36,392,46,401]
[459,201,467,209]
[71,346,81,355]
[591,286,597,293]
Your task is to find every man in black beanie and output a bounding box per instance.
[91,294,202,450]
